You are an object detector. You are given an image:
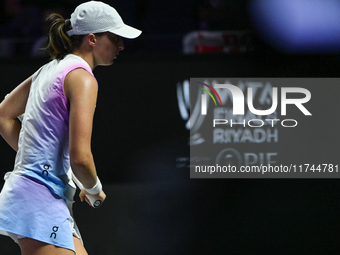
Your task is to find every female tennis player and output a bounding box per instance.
[0,1,141,254]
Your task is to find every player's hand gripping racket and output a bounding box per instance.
[72,173,103,208]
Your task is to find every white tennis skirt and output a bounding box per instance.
[0,172,78,253]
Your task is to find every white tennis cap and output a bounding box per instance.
[67,1,141,39]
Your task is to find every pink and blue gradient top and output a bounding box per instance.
[13,54,95,200]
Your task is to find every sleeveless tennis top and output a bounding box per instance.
[13,54,96,200]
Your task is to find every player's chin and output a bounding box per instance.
[99,61,114,66]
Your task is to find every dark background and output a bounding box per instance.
[1,0,340,254]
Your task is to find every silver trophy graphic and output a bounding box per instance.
[176,79,210,146]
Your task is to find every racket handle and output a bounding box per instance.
[86,195,102,208]
[71,171,102,208]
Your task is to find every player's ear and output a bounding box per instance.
[87,34,96,47]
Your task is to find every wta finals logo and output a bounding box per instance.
[177,80,221,145]
[177,78,317,178]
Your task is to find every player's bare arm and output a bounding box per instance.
[64,68,98,188]
[0,76,32,151]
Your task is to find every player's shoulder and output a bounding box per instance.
[67,68,95,79]
[66,68,97,88]
[64,69,98,101]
